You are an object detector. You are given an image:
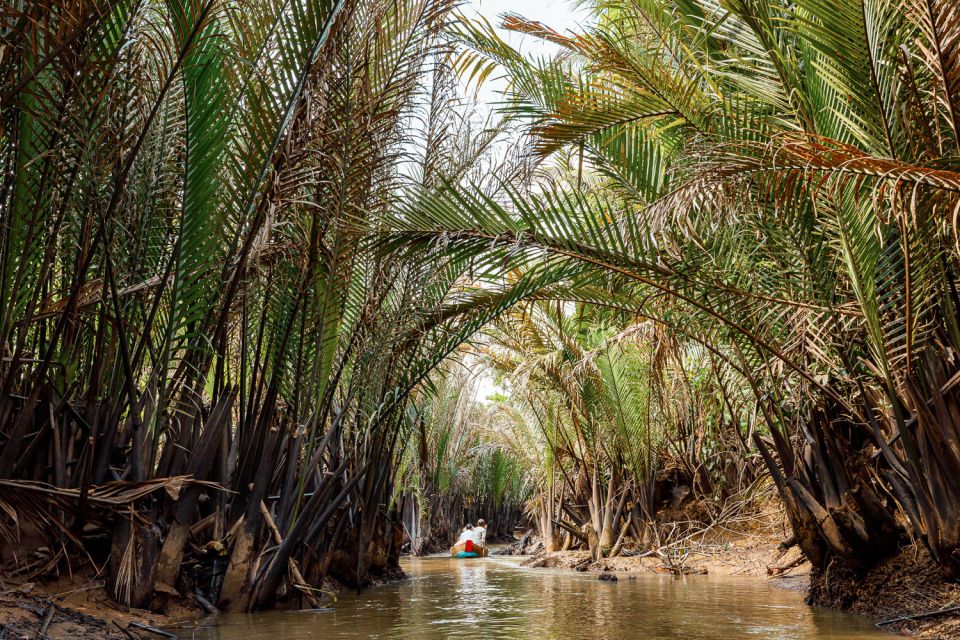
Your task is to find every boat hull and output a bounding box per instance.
[450,540,488,558]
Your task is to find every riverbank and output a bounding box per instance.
[0,560,408,638]
[0,586,185,638]
[0,570,200,639]
[519,533,809,584]
[808,546,960,639]
[518,497,809,580]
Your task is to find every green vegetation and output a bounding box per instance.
[391,0,960,579]
[477,301,760,557]
[394,369,530,554]
[0,0,521,610]
[3,0,960,618]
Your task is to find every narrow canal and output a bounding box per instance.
[180,555,889,639]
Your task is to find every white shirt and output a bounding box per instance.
[472,526,486,546]
[456,529,473,544]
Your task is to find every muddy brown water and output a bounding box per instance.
[180,555,890,639]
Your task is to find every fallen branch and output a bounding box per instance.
[876,605,960,627]
[767,555,807,576]
[35,604,54,639]
[127,621,177,638]
[112,621,141,640]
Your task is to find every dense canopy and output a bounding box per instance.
[2,0,960,618]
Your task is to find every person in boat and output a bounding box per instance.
[473,519,487,547]
[455,524,474,546]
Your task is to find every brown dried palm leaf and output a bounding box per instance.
[0,476,221,575]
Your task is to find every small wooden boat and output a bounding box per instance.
[450,539,488,558]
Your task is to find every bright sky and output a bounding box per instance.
[461,0,591,108]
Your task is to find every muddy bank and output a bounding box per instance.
[516,501,807,581]
[519,535,808,582]
[0,594,127,640]
[0,576,196,639]
[0,560,408,639]
[808,546,960,640]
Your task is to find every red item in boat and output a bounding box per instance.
[465,540,473,553]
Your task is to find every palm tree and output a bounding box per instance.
[389,0,960,579]
[1,0,554,611]
[475,299,752,557]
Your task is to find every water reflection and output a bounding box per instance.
[184,556,887,639]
